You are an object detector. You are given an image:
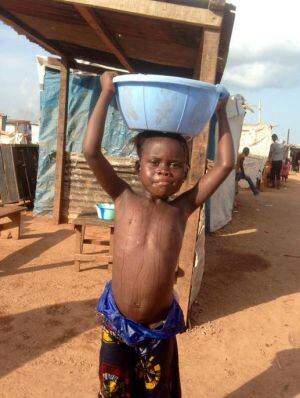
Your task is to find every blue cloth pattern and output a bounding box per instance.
[97,281,186,347]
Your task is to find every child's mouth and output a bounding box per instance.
[154,180,172,187]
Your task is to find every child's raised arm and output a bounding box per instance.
[83,71,129,200]
[179,95,235,214]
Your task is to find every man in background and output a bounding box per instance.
[269,134,284,188]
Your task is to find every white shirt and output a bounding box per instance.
[269,141,285,161]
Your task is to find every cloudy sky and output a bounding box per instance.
[223,0,300,143]
[0,0,299,143]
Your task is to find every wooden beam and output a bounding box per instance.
[46,56,126,75]
[54,0,223,28]
[177,28,222,323]
[51,42,194,77]
[74,5,134,72]
[0,5,66,57]
[208,0,226,11]
[216,4,236,82]
[46,57,65,69]
[69,60,117,74]
[53,60,70,224]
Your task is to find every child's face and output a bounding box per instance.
[138,137,188,199]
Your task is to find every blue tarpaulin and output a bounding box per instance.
[34,69,137,215]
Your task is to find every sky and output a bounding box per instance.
[0,0,299,143]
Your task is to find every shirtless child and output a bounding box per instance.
[83,71,234,398]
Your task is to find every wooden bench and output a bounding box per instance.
[72,210,114,272]
[0,205,26,239]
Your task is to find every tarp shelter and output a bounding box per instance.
[34,60,140,215]
[238,123,273,189]
[207,94,246,233]
[0,0,236,322]
[1,119,32,144]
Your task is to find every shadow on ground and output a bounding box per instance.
[190,239,276,325]
[0,299,98,378]
[191,178,300,325]
[225,348,300,398]
[0,229,74,276]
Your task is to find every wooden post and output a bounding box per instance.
[108,226,114,271]
[74,224,85,271]
[53,60,69,224]
[177,28,222,323]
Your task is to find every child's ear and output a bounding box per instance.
[184,164,190,179]
[135,160,140,174]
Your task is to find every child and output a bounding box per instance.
[83,71,234,397]
[235,147,259,195]
[281,158,291,182]
[264,159,272,186]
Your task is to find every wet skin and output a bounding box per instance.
[112,138,188,324]
[83,71,234,325]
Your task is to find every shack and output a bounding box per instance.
[0,0,236,321]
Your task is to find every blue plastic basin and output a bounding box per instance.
[113,74,228,136]
[95,203,115,220]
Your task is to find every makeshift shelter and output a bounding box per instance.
[290,145,300,171]
[0,0,236,321]
[34,60,140,216]
[1,119,32,144]
[238,123,273,189]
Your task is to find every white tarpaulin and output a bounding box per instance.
[189,95,246,305]
[238,123,273,188]
[209,95,246,232]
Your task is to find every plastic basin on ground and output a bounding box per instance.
[95,203,115,220]
[113,74,228,137]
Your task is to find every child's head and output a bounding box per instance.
[242,147,250,156]
[272,133,278,142]
[133,131,190,199]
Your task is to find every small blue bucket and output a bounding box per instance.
[95,203,115,220]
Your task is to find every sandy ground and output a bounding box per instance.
[0,174,300,398]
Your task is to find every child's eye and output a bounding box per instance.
[149,159,159,166]
[170,162,182,168]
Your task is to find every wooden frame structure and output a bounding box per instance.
[0,0,235,321]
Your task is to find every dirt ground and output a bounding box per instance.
[1,174,300,398]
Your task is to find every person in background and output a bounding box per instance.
[281,158,291,182]
[268,134,284,188]
[263,159,272,188]
[282,141,289,162]
[236,147,259,195]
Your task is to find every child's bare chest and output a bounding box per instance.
[114,196,186,250]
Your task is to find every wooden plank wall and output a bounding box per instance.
[62,152,143,221]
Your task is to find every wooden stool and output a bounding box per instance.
[72,211,114,272]
[0,205,26,239]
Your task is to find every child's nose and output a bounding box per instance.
[158,169,170,176]
[161,170,170,176]
[157,164,170,175]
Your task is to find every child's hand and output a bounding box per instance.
[100,71,118,97]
